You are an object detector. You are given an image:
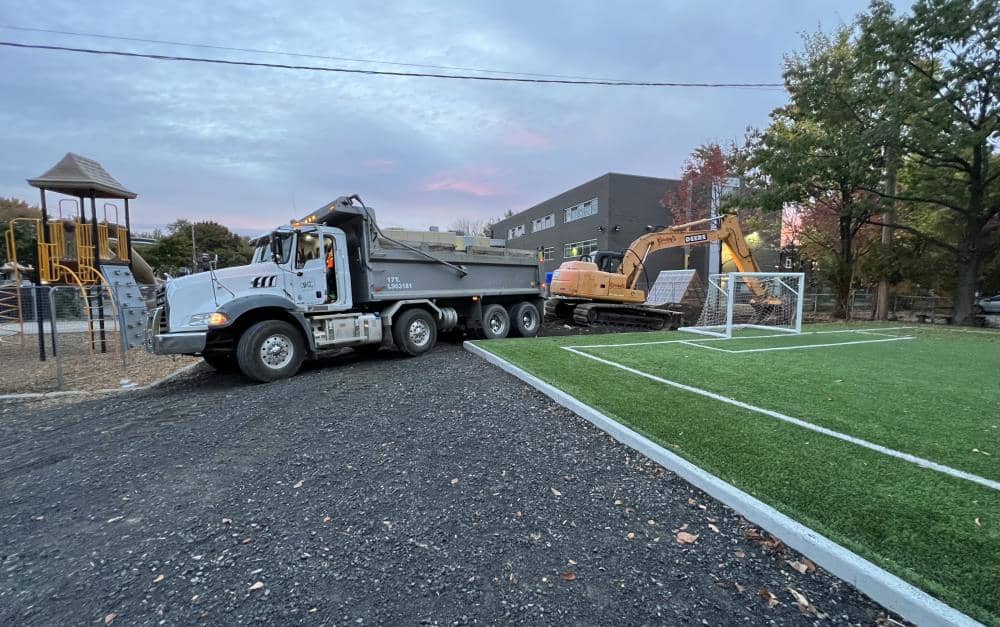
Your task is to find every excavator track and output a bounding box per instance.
[570,302,681,330]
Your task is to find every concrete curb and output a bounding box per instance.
[463,340,980,627]
[0,361,204,401]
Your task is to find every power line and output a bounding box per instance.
[0,41,786,88]
[0,24,634,82]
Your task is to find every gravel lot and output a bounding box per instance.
[0,342,902,625]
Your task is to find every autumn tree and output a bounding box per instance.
[857,0,1000,323]
[662,143,730,225]
[0,197,43,270]
[734,29,885,318]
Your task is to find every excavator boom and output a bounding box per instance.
[620,214,760,290]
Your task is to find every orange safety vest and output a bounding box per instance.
[326,253,334,270]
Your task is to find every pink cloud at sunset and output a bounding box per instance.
[422,169,503,197]
[504,128,552,150]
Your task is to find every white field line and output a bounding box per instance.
[561,346,1000,492]
[854,329,907,338]
[572,326,917,349]
[911,325,1000,336]
[680,335,915,354]
[678,340,733,353]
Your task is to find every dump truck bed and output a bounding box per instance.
[357,239,541,302]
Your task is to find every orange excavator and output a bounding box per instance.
[545,214,762,327]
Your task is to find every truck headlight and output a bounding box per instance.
[188,312,230,327]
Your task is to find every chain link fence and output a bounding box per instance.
[802,289,965,323]
[49,285,130,391]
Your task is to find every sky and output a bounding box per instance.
[0,1,884,234]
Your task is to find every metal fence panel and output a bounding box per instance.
[50,285,127,391]
[0,285,60,393]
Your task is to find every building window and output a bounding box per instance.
[532,213,555,233]
[564,198,598,223]
[539,246,555,261]
[563,238,598,258]
[507,224,526,239]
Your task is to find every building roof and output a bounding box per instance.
[27,152,137,199]
[494,172,679,228]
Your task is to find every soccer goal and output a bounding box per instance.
[680,272,805,338]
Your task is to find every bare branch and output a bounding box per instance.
[866,219,961,253]
[857,186,969,214]
[907,146,973,171]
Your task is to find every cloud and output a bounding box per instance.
[423,174,501,197]
[0,0,879,233]
[362,159,395,173]
[503,127,552,150]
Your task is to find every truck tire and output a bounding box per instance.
[392,308,438,356]
[509,301,541,337]
[235,320,306,382]
[480,304,511,339]
[203,350,238,372]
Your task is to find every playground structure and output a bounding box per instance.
[1,153,149,362]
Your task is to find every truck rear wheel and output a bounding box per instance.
[392,308,437,356]
[480,304,511,339]
[236,320,306,382]
[509,302,541,337]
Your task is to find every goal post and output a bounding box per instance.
[679,272,805,338]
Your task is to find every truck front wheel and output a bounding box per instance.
[236,320,306,382]
[393,308,438,356]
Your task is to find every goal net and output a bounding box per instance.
[680,272,805,338]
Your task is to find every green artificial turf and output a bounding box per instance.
[476,323,1000,624]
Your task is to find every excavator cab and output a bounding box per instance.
[581,251,624,274]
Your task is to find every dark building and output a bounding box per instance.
[493,173,716,290]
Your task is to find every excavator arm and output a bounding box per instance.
[620,214,761,290]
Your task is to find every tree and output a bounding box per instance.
[0,197,43,271]
[482,209,515,238]
[858,0,1000,323]
[449,218,487,237]
[662,143,730,224]
[142,220,252,276]
[734,29,885,318]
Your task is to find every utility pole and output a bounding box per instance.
[191,223,197,272]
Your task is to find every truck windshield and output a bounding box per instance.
[253,231,295,265]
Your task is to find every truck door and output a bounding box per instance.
[291,229,326,306]
[322,230,352,308]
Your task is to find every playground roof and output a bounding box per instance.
[27,153,137,199]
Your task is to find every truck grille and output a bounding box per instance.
[155,286,169,333]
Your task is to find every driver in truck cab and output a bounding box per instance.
[326,246,337,302]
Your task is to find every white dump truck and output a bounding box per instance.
[147,195,543,381]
